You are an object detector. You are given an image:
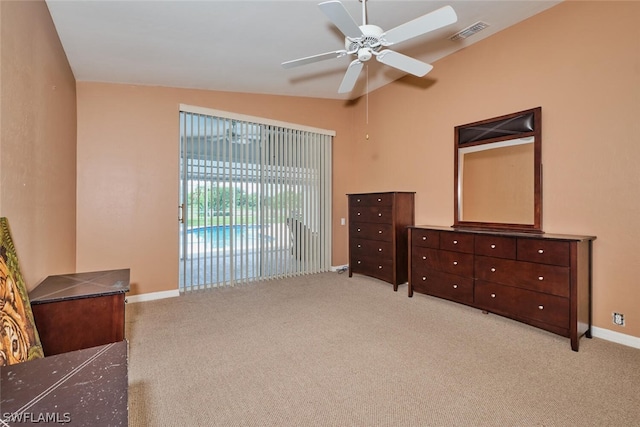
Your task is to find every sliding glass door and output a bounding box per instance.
[179,106,333,292]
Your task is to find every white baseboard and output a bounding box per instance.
[126,289,180,304]
[125,269,352,302]
[591,326,640,349]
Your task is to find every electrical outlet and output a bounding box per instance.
[613,312,625,326]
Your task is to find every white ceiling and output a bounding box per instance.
[45,0,562,100]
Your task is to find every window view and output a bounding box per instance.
[179,110,332,291]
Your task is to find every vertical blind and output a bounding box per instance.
[179,105,334,292]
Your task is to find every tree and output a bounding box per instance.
[187,184,256,216]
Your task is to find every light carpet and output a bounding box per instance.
[126,272,640,426]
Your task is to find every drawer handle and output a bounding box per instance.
[538,249,544,254]
[538,305,544,310]
[357,228,361,232]
[422,236,427,241]
[378,213,382,217]
[538,276,544,281]
[452,284,458,289]
[356,198,361,202]
[491,267,496,272]
[357,212,361,216]
[422,276,427,281]
[491,244,496,249]
[422,256,427,260]
[453,240,458,244]
[357,261,362,264]
[378,230,383,234]
[453,261,458,265]
[378,248,383,252]
[378,265,383,269]
[357,244,361,248]
[377,198,382,202]
[491,293,496,298]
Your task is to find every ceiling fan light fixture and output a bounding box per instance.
[357,48,372,61]
[449,21,490,41]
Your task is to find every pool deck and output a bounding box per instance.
[179,247,321,291]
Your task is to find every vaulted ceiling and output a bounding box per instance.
[45,0,562,100]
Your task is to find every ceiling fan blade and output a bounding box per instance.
[375,50,433,77]
[318,1,363,39]
[381,5,458,46]
[338,59,363,93]
[282,50,348,69]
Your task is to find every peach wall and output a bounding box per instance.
[0,0,76,289]
[76,84,355,295]
[75,1,639,339]
[352,1,640,338]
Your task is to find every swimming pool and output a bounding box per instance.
[186,224,273,249]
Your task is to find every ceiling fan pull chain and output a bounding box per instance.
[364,64,369,139]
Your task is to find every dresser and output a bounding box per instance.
[30,269,130,356]
[408,226,595,351]
[348,192,415,290]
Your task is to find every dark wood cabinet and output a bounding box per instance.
[29,269,130,356]
[348,192,415,290]
[1,340,128,425]
[409,226,595,351]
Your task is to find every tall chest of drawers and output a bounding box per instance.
[348,192,415,291]
[409,226,595,351]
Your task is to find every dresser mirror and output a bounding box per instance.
[453,107,542,232]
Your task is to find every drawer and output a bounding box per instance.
[475,281,570,329]
[517,239,570,266]
[411,247,440,271]
[349,193,393,207]
[411,228,440,249]
[350,238,393,259]
[475,256,570,297]
[474,235,516,259]
[349,205,393,223]
[439,231,474,253]
[412,246,474,277]
[350,256,393,282]
[350,222,393,242]
[411,269,474,305]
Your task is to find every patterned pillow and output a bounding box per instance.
[0,217,44,365]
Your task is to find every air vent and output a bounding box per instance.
[449,21,490,41]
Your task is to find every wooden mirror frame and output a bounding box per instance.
[453,107,542,233]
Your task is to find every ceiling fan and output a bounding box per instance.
[282,0,458,94]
